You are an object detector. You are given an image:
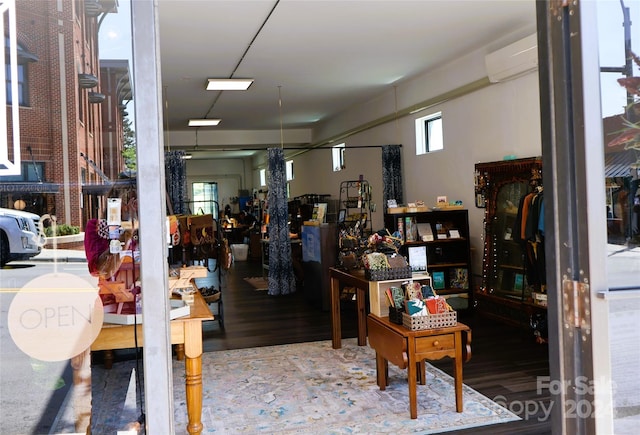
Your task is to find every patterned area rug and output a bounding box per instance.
[172,338,519,434]
[243,276,269,290]
[54,339,519,434]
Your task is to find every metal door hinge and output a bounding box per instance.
[562,276,591,339]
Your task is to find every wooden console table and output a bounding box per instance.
[367,314,472,419]
[329,267,430,349]
[329,267,369,348]
[82,291,214,434]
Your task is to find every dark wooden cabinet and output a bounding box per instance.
[383,209,472,311]
[474,157,547,330]
[301,223,337,311]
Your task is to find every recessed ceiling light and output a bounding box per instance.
[206,78,254,91]
[188,119,221,127]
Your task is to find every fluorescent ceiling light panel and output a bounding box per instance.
[188,119,221,127]
[206,78,254,91]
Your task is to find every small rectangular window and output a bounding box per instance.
[260,169,266,186]
[332,143,345,171]
[415,112,443,155]
[286,160,294,181]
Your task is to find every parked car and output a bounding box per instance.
[0,208,42,266]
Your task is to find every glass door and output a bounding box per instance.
[539,1,640,433]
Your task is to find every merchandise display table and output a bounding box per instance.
[366,314,472,419]
[329,267,369,348]
[86,291,214,434]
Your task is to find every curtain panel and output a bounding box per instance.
[382,145,403,207]
[165,150,188,215]
[267,148,296,296]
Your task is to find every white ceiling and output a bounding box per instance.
[156,0,536,159]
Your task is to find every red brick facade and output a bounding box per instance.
[3,0,126,230]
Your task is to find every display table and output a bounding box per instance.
[86,291,214,435]
[367,314,472,419]
[329,267,369,348]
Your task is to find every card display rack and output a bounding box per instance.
[383,209,472,311]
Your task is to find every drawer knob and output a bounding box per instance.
[433,340,439,347]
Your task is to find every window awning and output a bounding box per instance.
[605,151,638,178]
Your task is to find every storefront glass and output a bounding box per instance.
[597,1,640,431]
[599,1,640,290]
[0,1,139,432]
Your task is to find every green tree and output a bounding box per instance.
[122,115,137,170]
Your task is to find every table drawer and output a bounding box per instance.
[415,333,455,354]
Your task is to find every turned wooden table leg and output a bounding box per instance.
[184,320,204,434]
[103,349,114,369]
[175,343,185,360]
[185,355,203,434]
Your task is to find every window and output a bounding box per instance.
[4,38,32,107]
[0,162,44,182]
[332,143,345,171]
[286,160,294,181]
[260,169,266,186]
[415,112,443,155]
[191,182,218,217]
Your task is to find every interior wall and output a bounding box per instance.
[185,157,251,215]
[285,52,541,278]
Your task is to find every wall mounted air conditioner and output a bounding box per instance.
[485,33,538,83]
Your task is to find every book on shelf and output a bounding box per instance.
[432,271,446,290]
[435,223,448,239]
[405,216,418,242]
[417,223,433,241]
[449,268,468,289]
[448,229,461,238]
[311,203,327,223]
[514,273,524,291]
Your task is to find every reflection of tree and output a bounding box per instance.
[607,51,640,242]
[609,52,640,164]
[122,115,136,170]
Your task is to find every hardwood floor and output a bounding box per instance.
[196,257,552,434]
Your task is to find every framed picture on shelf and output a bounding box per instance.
[337,209,347,223]
[432,271,446,290]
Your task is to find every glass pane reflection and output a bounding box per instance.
[599,1,640,290]
[0,1,134,433]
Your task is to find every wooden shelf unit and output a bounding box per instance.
[383,209,473,311]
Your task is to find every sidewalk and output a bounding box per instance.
[32,248,87,263]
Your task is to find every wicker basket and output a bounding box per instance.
[402,310,457,330]
[388,306,405,324]
[365,266,413,281]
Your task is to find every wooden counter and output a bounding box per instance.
[78,292,214,435]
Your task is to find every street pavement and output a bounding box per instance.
[32,248,87,263]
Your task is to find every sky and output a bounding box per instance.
[598,0,640,118]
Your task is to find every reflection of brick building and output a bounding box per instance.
[1,0,128,229]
